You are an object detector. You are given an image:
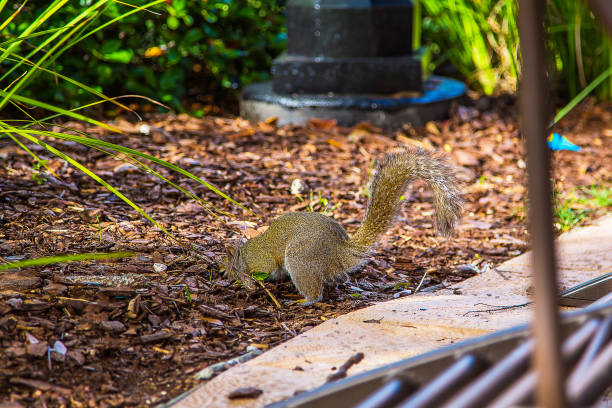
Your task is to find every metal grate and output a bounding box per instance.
[268,293,612,408]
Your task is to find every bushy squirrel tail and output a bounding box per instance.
[349,148,462,251]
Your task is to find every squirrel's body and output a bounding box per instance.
[223,148,462,304]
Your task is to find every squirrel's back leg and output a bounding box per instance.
[284,239,342,304]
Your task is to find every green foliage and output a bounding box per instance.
[583,185,612,208]
[553,183,612,232]
[419,0,518,94]
[0,252,134,271]
[1,0,286,111]
[295,190,341,216]
[2,0,609,115]
[251,271,270,281]
[184,286,192,302]
[0,0,252,243]
[419,0,611,100]
[31,159,48,184]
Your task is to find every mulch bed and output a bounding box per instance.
[1,97,611,407]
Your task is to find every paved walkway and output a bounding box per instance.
[173,215,612,408]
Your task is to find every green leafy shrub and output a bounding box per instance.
[0,0,250,241]
[2,0,609,113]
[1,0,286,112]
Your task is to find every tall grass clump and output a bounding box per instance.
[419,0,611,101]
[0,1,249,241]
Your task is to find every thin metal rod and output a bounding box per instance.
[440,340,533,408]
[485,317,602,408]
[517,0,567,407]
[568,340,612,406]
[354,378,415,408]
[566,316,612,391]
[397,354,487,408]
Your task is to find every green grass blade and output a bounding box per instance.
[0,52,132,113]
[43,132,252,214]
[0,0,27,31]
[0,252,134,271]
[13,131,177,240]
[0,90,121,132]
[3,131,58,177]
[63,0,165,51]
[90,145,227,219]
[0,27,67,48]
[0,0,107,101]
[551,67,612,126]
[0,0,67,58]
[4,128,253,215]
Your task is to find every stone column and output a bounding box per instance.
[272,0,422,95]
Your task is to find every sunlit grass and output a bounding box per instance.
[0,252,134,271]
[420,0,611,100]
[553,184,612,232]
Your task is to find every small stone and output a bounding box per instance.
[393,289,412,298]
[139,331,172,344]
[101,320,126,333]
[51,351,66,362]
[6,298,23,309]
[290,178,306,195]
[153,263,167,273]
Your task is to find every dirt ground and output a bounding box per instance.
[1,97,611,407]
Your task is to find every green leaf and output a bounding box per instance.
[100,39,122,53]
[160,67,184,91]
[251,272,270,281]
[95,64,113,82]
[551,67,612,127]
[103,49,134,64]
[167,15,180,30]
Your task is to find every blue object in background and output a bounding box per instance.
[547,133,582,151]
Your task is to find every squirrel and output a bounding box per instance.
[221,148,462,305]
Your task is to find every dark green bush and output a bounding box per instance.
[1,0,286,112]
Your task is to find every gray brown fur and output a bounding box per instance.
[221,148,462,304]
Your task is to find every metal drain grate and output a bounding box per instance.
[269,293,612,408]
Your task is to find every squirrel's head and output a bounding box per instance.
[220,244,258,290]
[220,244,252,279]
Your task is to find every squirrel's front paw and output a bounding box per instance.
[297,296,323,306]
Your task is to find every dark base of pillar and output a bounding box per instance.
[272,54,422,94]
[240,76,466,130]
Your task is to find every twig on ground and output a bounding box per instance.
[326,352,365,382]
[414,271,429,294]
[492,266,510,280]
[254,279,281,308]
[463,302,531,316]
[281,322,297,337]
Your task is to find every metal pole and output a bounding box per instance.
[517,1,567,407]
